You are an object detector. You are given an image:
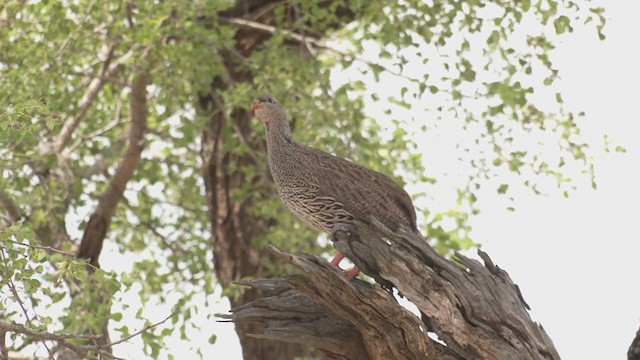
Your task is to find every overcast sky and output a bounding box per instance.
[473,2,640,358]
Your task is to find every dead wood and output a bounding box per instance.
[219,220,559,360]
[629,325,640,360]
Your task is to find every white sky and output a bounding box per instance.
[40,2,631,359]
[206,2,640,360]
[473,2,640,358]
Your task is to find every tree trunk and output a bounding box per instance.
[198,33,312,359]
[201,93,311,360]
[219,220,560,360]
[200,2,355,358]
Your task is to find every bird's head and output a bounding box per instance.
[251,95,288,128]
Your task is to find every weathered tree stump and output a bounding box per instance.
[218,220,559,359]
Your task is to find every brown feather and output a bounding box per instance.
[254,96,418,236]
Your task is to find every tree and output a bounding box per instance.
[0,0,607,359]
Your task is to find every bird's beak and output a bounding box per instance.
[251,101,262,110]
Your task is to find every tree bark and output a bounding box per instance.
[629,326,640,360]
[198,39,311,360]
[219,220,560,360]
[202,93,302,360]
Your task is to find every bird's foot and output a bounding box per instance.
[344,266,361,280]
[329,252,360,280]
[329,252,345,267]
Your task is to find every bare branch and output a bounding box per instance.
[2,312,174,359]
[220,277,442,360]
[108,311,176,347]
[0,249,54,359]
[66,96,129,153]
[70,62,151,356]
[96,71,149,220]
[76,68,150,266]
[0,177,73,252]
[4,240,75,257]
[221,17,321,47]
[121,195,189,276]
[0,249,33,324]
[39,44,136,156]
[0,321,121,360]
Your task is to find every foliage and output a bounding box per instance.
[0,0,604,358]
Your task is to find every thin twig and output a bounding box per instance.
[5,240,75,257]
[247,0,290,21]
[67,93,126,153]
[0,323,100,341]
[121,195,188,255]
[0,249,32,325]
[39,45,136,156]
[220,17,417,81]
[222,16,481,100]
[108,311,177,347]
[0,321,121,360]
[0,250,55,359]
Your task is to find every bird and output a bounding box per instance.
[251,95,419,279]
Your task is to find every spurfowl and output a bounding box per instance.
[252,95,419,279]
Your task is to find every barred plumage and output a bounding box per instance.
[252,95,418,238]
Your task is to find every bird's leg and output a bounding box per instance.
[344,266,361,280]
[330,252,345,268]
[330,227,360,279]
[329,252,360,279]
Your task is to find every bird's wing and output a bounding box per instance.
[300,145,417,231]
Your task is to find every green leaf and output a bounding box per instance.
[487,30,500,46]
[105,278,121,296]
[33,249,47,262]
[553,15,572,34]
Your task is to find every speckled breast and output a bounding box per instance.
[274,173,355,235]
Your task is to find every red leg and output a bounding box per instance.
[329,252,360,280]
[344,266,361,280]
[330,252,345,268]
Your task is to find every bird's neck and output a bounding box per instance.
[265,117,296,153]
[265,117,301,184]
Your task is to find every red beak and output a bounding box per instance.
[251,101,262,110]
